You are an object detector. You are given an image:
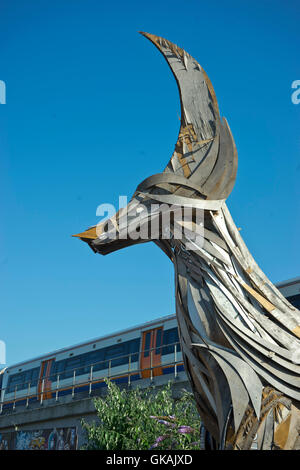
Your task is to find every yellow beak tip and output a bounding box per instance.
[72,227,98,240]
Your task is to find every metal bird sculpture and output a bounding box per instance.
[74,33,300,450]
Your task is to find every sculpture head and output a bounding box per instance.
[74,33,238,255]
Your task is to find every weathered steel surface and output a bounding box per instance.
[74,33,300,450]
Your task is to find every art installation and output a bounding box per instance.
[74,33,300,450]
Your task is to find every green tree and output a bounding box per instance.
[81,379,201,450]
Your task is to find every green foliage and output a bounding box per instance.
[81,380,201,450]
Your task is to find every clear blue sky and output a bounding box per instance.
[0,0,299,367]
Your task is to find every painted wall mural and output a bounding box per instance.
[0,432,14,450]
[0,426,77,450]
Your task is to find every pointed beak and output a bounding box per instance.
[72,226,98,240]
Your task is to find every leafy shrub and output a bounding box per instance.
[81,379,201,450]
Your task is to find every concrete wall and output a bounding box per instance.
[0,372,190,449]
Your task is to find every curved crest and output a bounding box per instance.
[140,32,238,200]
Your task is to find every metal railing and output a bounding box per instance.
[0,342,182,413]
